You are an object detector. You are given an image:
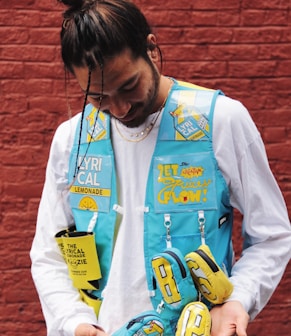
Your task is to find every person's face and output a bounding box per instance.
[73,47,161,128]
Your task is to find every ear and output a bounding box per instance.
[147,34,158,61]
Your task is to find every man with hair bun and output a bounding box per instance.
[30,1,291,335]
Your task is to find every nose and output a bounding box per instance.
[109,97,131,119]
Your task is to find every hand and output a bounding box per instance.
[210,301,249,336]
[75,323,109,336]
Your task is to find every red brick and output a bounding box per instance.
[29,28,62,45]
[0,62,25,79]
[0,27,29,44]
[241,10,289,26]
[242,0,290,10]
[233,27,287,43]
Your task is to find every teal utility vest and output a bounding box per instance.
[68,80,234,333]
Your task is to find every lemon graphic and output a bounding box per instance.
[79,196,98,210]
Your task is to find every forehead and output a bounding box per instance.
[73,49,144,92]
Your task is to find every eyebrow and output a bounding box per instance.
[82,74,139,97]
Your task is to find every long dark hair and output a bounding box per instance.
[58,0,153,73]
[58,1,161,178]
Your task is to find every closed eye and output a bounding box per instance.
[120,75,139,93]
[87,93,103,100]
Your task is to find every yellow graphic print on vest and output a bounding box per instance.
[86,108,107,142]
[171,90,210,141]
[79,196,98,211]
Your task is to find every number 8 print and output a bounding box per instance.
[152,256,182,305]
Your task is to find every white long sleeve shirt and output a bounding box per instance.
[30,94,291,336]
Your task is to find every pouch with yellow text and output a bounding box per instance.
[55,230,102,291]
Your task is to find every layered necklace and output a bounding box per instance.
[114,81,172,143]
[114,107,163,142]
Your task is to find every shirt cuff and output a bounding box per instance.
[225,280,256,320]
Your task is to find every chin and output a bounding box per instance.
[121,111,150,128]
[121,118,145,128]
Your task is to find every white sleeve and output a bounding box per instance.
[30,115,98,336]
[213,95,291,320]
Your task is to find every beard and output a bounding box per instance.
[102,60,161,128]
[123,62,160,128]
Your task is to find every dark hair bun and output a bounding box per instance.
[58,0,94,10]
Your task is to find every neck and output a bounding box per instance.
[153,75,173,113]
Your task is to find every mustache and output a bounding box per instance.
[103,103,143,119]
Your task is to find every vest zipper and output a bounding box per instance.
[195,249,219,273]
[126,313,153,329]
[198,210,206,245]
[164,250,187,278]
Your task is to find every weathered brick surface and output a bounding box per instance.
[0,1,290,335]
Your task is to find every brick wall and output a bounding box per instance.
[0,0,290,335]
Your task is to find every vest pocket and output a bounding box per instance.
[160,233,201,256]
